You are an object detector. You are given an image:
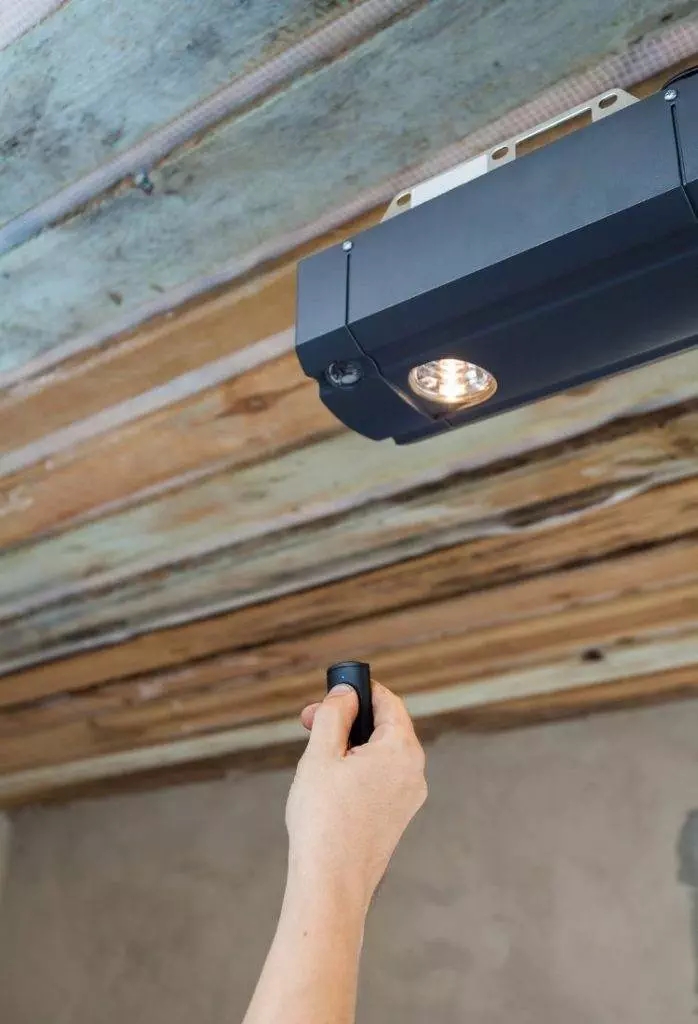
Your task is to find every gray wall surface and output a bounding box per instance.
[0,813,10,910]
[0,701,697,1023]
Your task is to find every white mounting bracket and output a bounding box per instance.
[384,88,638,220]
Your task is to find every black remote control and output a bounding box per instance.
[326,661,374,747]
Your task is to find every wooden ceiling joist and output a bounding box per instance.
[0,484,696,786]
[1,9,698,803]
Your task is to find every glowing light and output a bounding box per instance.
[408,358,497,407]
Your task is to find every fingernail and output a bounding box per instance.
[328,684,354,696]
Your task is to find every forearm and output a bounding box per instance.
[243,865,367,1024]
[242,682,426,1024]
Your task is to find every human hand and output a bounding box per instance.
[285,681,427,911]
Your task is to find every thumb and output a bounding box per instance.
[306,685,358,759]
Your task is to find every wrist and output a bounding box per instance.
[285,851,373,924]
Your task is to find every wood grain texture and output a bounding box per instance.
[1,398,697,673]
[1,345,698,552]
[4,514,698,709]
[0,354,339,546]
[0,0,358,226]
[2,38,698,806]
[0,211,377,461]
[0,0,63,52]
[3,534,696,720]
[3,53,696,463]
[1,643,698,805]
[8,662,698,809]
[1,0,687,372]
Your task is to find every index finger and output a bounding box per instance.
[370,681,418,739]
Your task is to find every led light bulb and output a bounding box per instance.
[408,358,497,407]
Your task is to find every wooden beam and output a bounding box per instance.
[2,480,698,707]
[3,42,698,809]
[0,59,695,555]
[1,400,697,673]
[0,353,340,547]
[0,212,377,460]
[3,47,697,455]
[2,535,694,724]
[1,52,694,562]
[0,0,63,51]
[2,655,698,807]
[5,4,693,375]
[2,345,698,553]
[1,540,696,774]
[417,665,698,734]
[0,0,383,227]
[6,664,698,809]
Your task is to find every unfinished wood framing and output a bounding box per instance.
[1,5,698,804]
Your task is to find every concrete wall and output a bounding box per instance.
[1,701,697,1023]
[0,813,10,910]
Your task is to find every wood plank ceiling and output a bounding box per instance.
[2,0,698,805]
